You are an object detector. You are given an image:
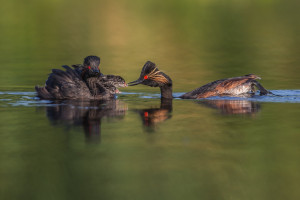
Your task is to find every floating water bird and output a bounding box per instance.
[128,61,272,99]
[35,56,127,100]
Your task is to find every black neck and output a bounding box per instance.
[160,98,173,111]
[160,85,173,99]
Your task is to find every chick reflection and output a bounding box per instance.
[197,100,261,115]
[46,100,127,142]
[136,99,172,132]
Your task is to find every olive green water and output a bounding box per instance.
[1,0,300,199]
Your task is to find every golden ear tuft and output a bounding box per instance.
[146,67,169,84]
[153,75,169,84]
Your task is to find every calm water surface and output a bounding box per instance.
[1,0,300,199]
[1,90,300,200]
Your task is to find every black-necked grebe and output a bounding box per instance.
[35,56,127,100]
[128,61,272,99]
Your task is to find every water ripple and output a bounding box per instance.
[1,90,300,107]
[125,90,300,103]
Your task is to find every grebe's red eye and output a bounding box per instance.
[88,66,91,70]
[144,112,149,117]
[144,75,148,80]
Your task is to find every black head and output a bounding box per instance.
[83,56,101,76]
[128,61,172,87]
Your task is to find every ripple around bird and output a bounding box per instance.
[1,90,300,107]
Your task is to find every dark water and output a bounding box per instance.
[1,0,300,199]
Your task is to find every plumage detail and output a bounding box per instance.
[147,68,169,84]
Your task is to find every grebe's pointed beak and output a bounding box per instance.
[128,79,143,86]
[121,83,128,87]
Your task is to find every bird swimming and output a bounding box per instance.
[128,61,273,99]
[35,56,127,100]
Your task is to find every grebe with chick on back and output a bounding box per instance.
[35,56,127,100]
[128,61,273,99]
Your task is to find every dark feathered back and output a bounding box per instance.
[35,65,127,100]
[36,65,91,100]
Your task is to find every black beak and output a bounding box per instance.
[91,69,101,76]
[93,68,100,74]
[128,79,143,86]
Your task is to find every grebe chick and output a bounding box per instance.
[72,55,102,79]
[128,61,272,99]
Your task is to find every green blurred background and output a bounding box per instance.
[0,0,300,200]
[0,0,299,91]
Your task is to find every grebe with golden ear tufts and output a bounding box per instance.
[128,61,272,99]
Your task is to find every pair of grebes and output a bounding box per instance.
[35,55,273,100]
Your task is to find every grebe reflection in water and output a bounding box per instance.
[197,100,261,115]
[135,99,172,132]
[45,100,127,143]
